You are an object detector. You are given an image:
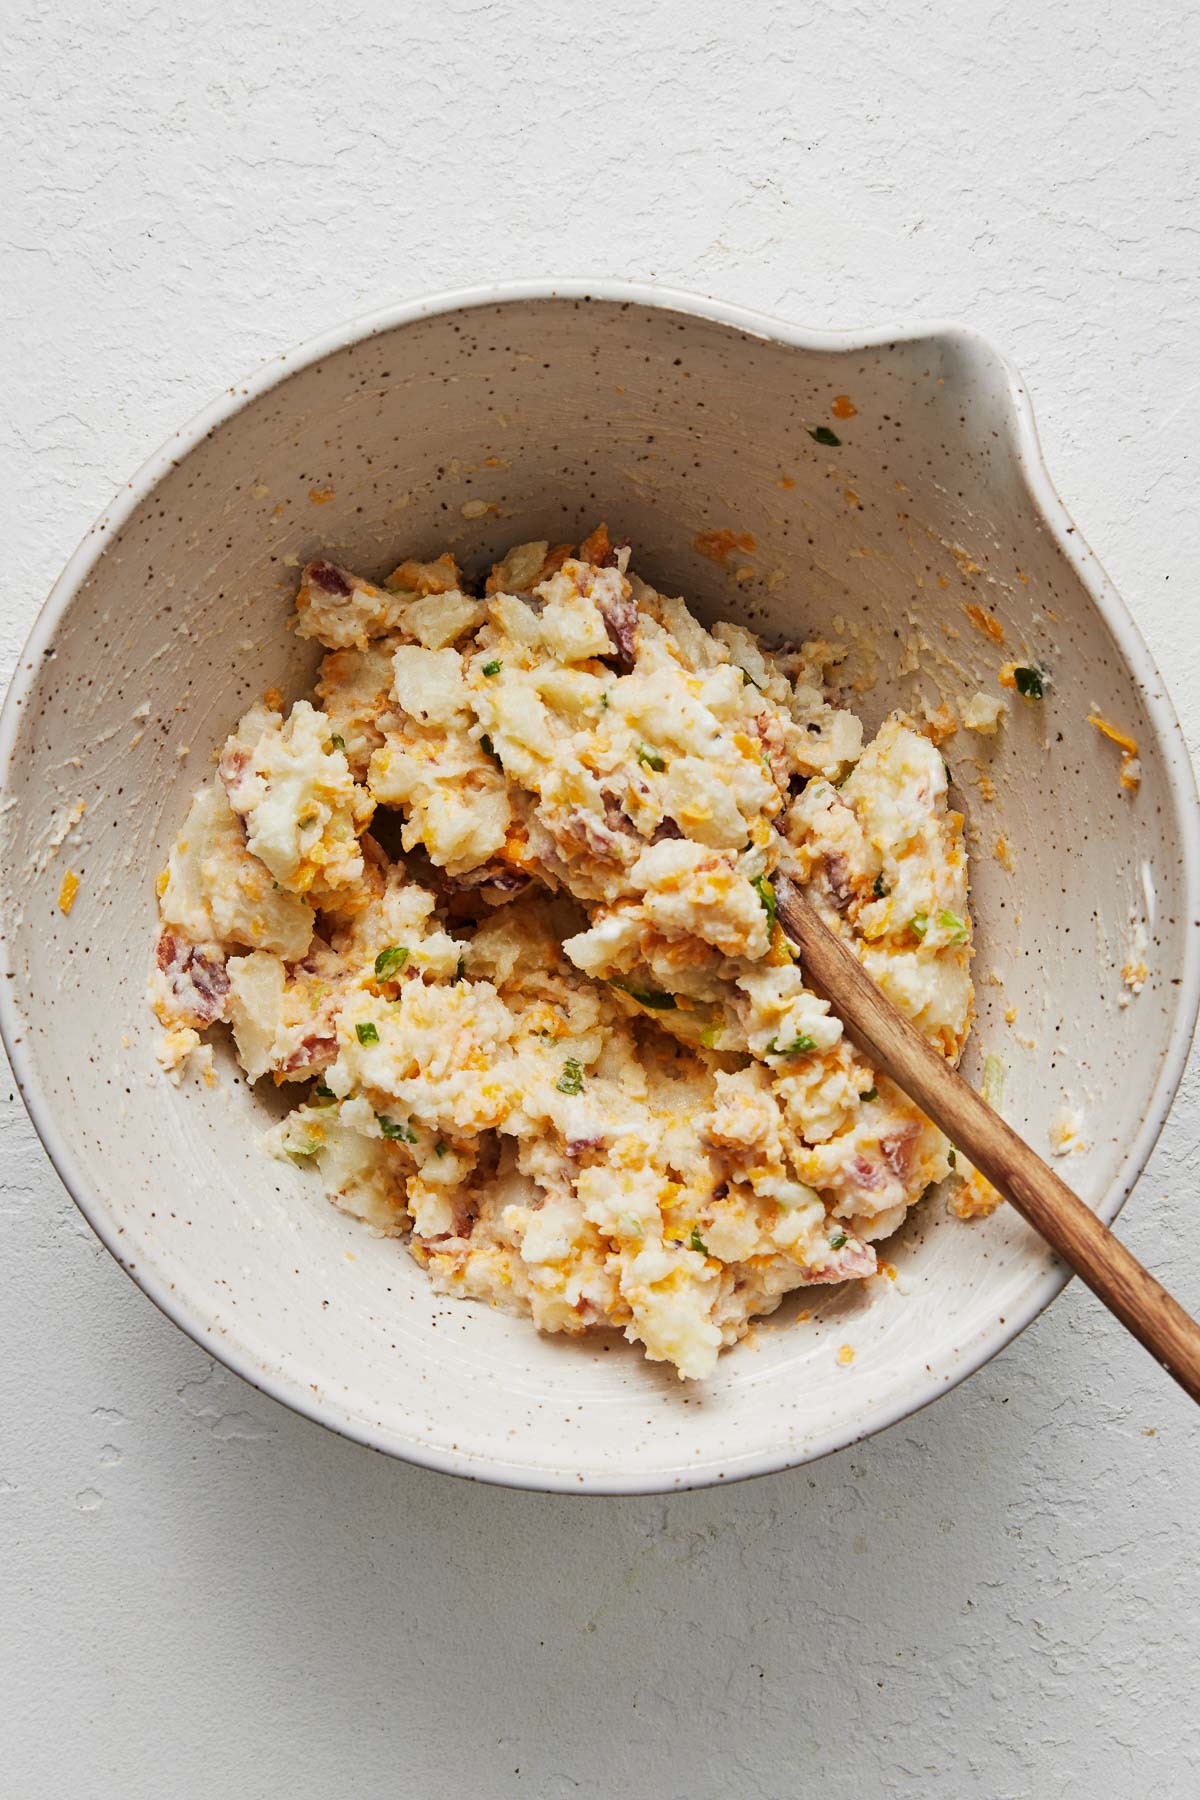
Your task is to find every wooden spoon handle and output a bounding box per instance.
[774,876,1200,1405]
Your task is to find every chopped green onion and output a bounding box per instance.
[374,945,409,979]
[767,1032,817,1056]
[611,979,677,1010]
[910,912,929,941]
[637,745,666,771]
[601,691,610,709]
[739,666,761,690]
[482,658,502,677]
[434,1140,447,1158]
[947,1147,957,1168]
[286,1141,320,1162]
[830,1231,848,1250]
[689,1226,709,1256]
[556,1056,584,1096]
[809,425,842,447]
[329,733,346,750]
[936,909,968,945]
[377,1114,416,1143]
[355,1021,379,1045]
[873,873,889,898]
[753,874,777,933]
[455,953,466,982]
[1014,665,1045,699]
[982,1054,1006,1109]
[312,1082,337,1105]
[860,1087,878,1103]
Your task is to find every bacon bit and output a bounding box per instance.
[994,834,1015,872]
[921,703,958,746]
[831,394,857,419]
[58,870,79,915]
[308,487,335,505]
[823,851,854,913]
[1088,713,1142,791]
[279,1033,338,1075]
[836,1344,855,1366]
[578,522,612,566]
[594,582,639,669]
[879,1122,919,1181]
[963,603,1004,644]
[694,528,756,567]
[264,686,284,711]
[307,559,352,597]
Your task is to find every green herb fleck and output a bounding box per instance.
[556,1056,584,1096]
[947,1147,957,1168]
[611,979,677,1010]
[601,691,610,709]
[286,1141,320,1162]
[809,425,842,447]
[482,658,502,677]
[873,873,889,899]
[330,733,346,750]
[434,1140,447,1158]
[377,1114,417,1143]
[455,953,466,982]
[637,744,666,771]
[860,1087,878,1103]
[374,945,409,979]
[355,1021,379,1045]
[982,1053,1007,1109]
[936,908,968,945]
[312,1082,337,1105]
[767,1032,817,1056]
[1014,665,1045,699]
[752,874,777,933]
[830,1231,848,1250]
[910,912,929,941]
[689,1227,709,1256]
[739,666,761,690]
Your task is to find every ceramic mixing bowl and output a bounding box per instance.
[2,283,1197,1492]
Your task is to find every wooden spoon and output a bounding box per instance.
[774,874,1200,1404]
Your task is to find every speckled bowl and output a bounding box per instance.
[2,283,1197,1492]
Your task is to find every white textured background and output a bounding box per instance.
[4,3,1200,1795]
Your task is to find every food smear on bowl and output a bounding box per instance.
[148,527,977,1380]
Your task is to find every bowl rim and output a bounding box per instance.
[3,278,1198,1495]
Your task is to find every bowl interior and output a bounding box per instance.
[1,294,1191,1489]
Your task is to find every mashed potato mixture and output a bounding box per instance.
[150,526,974,1379]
